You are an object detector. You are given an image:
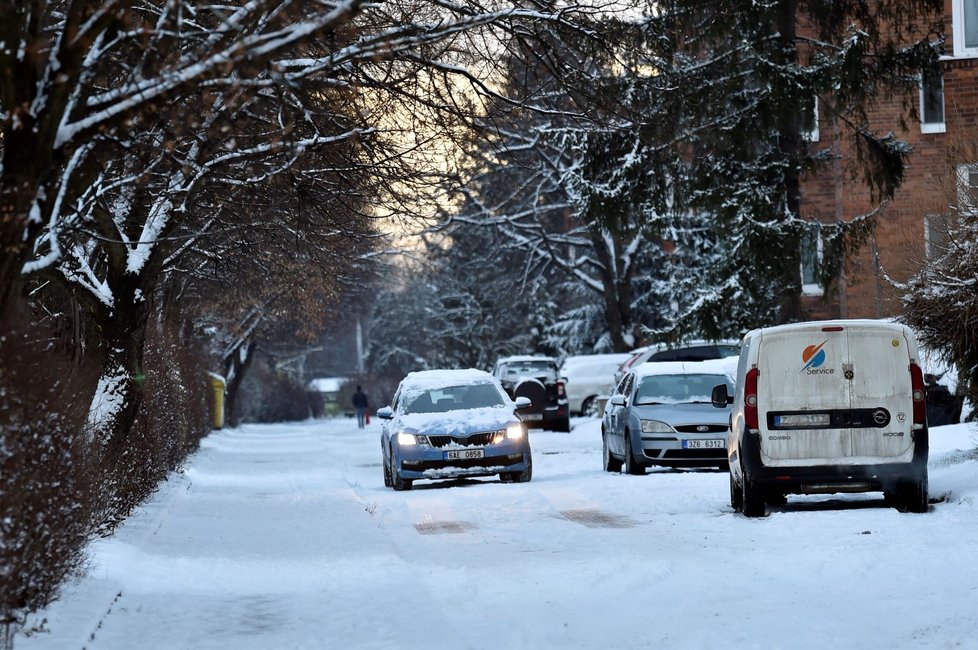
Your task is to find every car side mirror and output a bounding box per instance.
[609,394,626,407]
[376,406,394,420]
[514,396,532,410]
[711,385,732,409]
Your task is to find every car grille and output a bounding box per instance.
[427,432,496,448]
[409,455,524,471]
[673,424,728,434]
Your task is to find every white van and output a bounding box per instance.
[712,320,929,517]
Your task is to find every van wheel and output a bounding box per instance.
[603,433,622,472]
[741,475,766,517]
[729,472,743,511]
[896,477,928,513]
[623,432,644,475]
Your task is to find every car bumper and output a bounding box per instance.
[736,428,928,494]
[521,404,569,428]
[637,434,728,468]
[396,441,530,480]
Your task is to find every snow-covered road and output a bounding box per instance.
[19,417,978,649]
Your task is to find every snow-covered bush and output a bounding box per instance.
[0,321,100,648]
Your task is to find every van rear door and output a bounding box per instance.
[846,326,914,460]
[757,327,851,463]
[757,324,915,465]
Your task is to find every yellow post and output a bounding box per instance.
[208,374,226,429]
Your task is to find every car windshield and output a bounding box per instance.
[634,374,734,405]
[403,383,506,414]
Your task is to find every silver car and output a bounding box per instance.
[602,360,735,473]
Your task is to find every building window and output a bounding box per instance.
[801,96,819,142]
[920,61,945,133]
[952,0,978,57]
[924,214,950,259]
[800,223,823,296]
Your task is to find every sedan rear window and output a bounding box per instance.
[635,374,734,405]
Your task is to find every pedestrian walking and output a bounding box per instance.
[352,385,369,429]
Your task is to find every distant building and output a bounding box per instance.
[799,1,973,320]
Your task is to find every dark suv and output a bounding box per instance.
[492,356,571,432]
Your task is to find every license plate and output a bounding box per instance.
[774,413,831,428]
[522,413,543,421]
[683,439,724,449]
[444,448,485,460]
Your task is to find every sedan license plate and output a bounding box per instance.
[444,448,485,460]
[522,413,543,421]
[683,439,724,449]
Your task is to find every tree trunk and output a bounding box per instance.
[776,0,804,323]
[224,341,256,428]
[589,228,634,352]
[93,275,156,464]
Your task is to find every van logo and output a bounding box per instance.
[801,340,828,372]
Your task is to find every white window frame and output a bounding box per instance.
[919,63,946,134]
[800,223,824,297]
[952,0,978,57]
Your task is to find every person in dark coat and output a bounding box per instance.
[352,385,369,429]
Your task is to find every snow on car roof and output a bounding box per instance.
[632,360,735,379]
[496,355,556,364]
[746,318,913,339]
[400,368,497,391]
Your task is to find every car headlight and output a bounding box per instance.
[641,419,675,433]
[493,423,525,443]
[396,432,418,446]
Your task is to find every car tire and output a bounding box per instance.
[552,416,571,433]
[512,454,533,483]
[390,450,412,491]
[741,474,765,517]
[603,433,622,472]
[383,457,393,488]
[729,471,743,511]
[623,431,644,475]
[581,396,597,417]
[896,476,928,513]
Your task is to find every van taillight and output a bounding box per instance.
[744,368,759,430]
[910,363,926,426]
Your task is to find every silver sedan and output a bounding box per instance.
[602,360,735,473]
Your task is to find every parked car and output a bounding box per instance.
[613,340,741,386]
[377,369,533,490]
[602,359,736,474]
[559,353,633,416]
[713,320,929,517]
[492,356,571,432]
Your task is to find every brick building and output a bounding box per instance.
[799,1,977,320]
